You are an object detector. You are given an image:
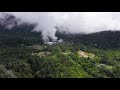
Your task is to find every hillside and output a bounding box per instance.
[0,14,120,78]
[56,30,120,49]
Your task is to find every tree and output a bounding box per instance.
[0,65,17,78]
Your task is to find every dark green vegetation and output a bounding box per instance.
[0,14,120,78]
[56,30,120,49]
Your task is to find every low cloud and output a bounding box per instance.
[1,12,120,43]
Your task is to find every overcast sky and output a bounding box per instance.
[2,12,120,33]
[1,12,120,42]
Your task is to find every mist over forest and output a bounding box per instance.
[0,12,120,78]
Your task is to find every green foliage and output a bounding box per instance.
[0,17,120,78]
[0,65,17,78]
[56,31,120,49]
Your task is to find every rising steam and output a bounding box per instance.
[1,12,120,44]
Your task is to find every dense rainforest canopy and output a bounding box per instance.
[0,14,120,78]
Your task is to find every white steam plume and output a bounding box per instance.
[1,12,120,43]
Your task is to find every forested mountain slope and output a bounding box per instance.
[56,30,120,49]
[0,14,120,78]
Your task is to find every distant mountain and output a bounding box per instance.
[0,13,43,46]
[1,13,120,49]
[56,30,120,49]
[1,13,120,78]
[0,13,20,30]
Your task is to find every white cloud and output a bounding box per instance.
[1,12,120,42]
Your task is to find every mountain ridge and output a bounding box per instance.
[0,13,120,78]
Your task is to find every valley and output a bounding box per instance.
[0,13,120,78]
